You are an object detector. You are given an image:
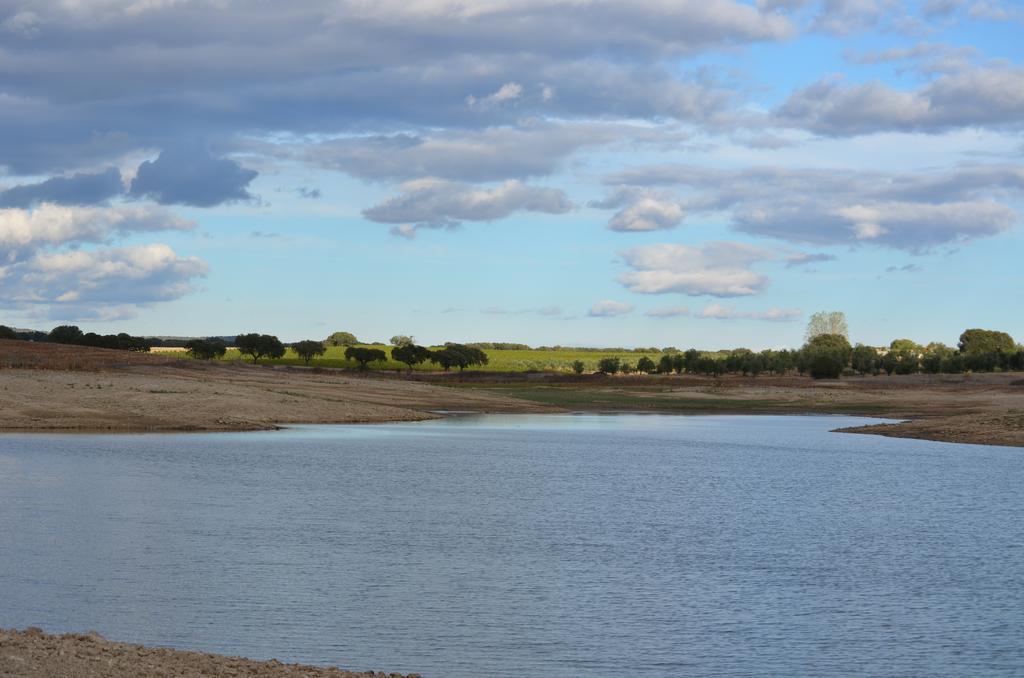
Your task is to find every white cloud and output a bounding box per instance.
[363,179,573,235]
[606,164,1021,251]
[646,305,691,317]
[1,243,208,318]
[467,82,524,109]
[776,63,1024,135]
[588,300,634,317]
[618,241,774,296]
[304,121,626,183]
[697,304,801,321]
[0,204,194,262]
[608,196,685,232]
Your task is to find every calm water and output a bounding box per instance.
[2,414,1023,677]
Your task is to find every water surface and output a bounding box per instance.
[2,414,1023,676]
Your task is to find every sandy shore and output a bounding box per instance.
[1,339,1022,446]
[0,628,418,677]
[0,341,551,432]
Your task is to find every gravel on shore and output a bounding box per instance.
[0,628,421,678]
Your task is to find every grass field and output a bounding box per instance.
[161,345,673,373]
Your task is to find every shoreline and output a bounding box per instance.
[0,628,419,678]
[1,403,1018,449]
[0,341,1021,447]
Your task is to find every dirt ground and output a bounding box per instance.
[1,339,1022,446]
[0,628,418,678]
[0,340,551,432]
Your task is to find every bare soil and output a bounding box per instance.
[1,339,1022,446]
[0,340,551,432]
[0,628,419,678]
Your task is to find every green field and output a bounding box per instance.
[164,345,674,373]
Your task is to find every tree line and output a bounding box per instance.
[0,324,155,352]
[4,319,1021,380]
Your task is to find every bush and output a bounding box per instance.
[185,338,228,360]
[802,333,852,380]
[809,352,844,379]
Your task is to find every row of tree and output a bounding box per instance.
[182,333,491,372]
[0,324,155,352]
[586,328,1023,380]
[5,318,1020,380]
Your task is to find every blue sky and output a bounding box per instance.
[0,0,1022,348]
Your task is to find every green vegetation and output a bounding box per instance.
[235,333,285,363]
[430,343,489,371]
[184,338,227,360]
[801,334,852,379]
[5,313,1021,380]
[292,340,326,365]
[325,331,359,347]
[344,346,388,370]
[392,343,433,371]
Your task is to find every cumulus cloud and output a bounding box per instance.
[363,179,573,236]
[646,305,691,317]
[811,0,906,35]
[304,122,626,183]
[776,63,1024,135]
[130,146,258,207]
[608,196,686,232]
[697,304,801,321]
[0,168,124,208]
[618,241,774,297]
[588,300,634,317]
[0,0,791,175]
[785,252,837,267]
[467,82,524,109]
[922,0,961,17]
[606,164,1021,251]
[0,203,203,318]
[0,204,194,262]
[1,244,208,318]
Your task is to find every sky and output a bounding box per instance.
[0,0,1022,349]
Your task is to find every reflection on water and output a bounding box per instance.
[1,415,1023,677]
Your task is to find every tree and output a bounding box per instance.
[389,335,415,347]
[185,338,227,360]
[636,356,656,373]
[958,329,1015,355]
[805,311,849,341]
[741,352,764,377]
[851,344,878,375]
[325,331,359,347]
[572,360,585,375]
[883,349,919,375]
[0,325,19,340]
[682,348,701,374]
[49,325,84,345]
[235,333,285,363]
[657,354,674,374]
[597,357,620,374]
[429,343,489,371]
[671,354,684,374]
[921,343,954,374]
[345,346,387,370]
[889,338,923,353]
[802,333,852,379]
[392,343,433,372]
[292,340,326,365]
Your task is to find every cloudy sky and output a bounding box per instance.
[1,0,1021,348]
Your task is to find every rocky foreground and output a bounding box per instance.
[0,628,419,678]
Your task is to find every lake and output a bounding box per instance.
[2,414,1023,676]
